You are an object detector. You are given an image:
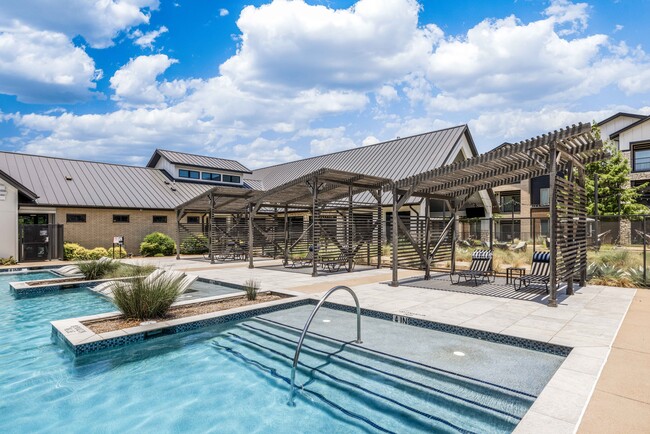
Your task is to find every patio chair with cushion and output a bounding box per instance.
[450,249,494,286]
[285,250,314,268]
[510,241,527,252]
[514,251,550,292]
[92,268,168,297]
[54,264,83,276]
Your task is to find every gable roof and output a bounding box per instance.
[0,168,38,201]
[597,112,647,127]
[0,151,222,209]
[147,149,252,174]
[249,125,475,191]
[610,115,650,139]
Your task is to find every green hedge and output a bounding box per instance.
[140,232,176,257]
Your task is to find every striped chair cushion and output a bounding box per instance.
[470,249,493,272]
[530,251,550,277]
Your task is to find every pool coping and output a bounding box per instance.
[10,275,137,296]
[52,288,572,360]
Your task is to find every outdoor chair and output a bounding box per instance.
[54,264,83,277]
[510,241,527,252]
[320,253,355,272]
[514,251,550,292]
[285,250,314,268]
[90,268,195,298]
[449,249,494,286]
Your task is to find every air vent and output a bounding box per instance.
[64,175,73,181]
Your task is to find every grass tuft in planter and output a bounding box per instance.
[77,259,120,280]
[112,275,183,320]
[244,279,260,301]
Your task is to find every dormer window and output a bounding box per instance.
[179,169,199,179]
[202,172,221,181]
[223,174,241,183]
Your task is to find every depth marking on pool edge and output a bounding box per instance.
[392,315,410,325]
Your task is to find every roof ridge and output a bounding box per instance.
[610,115,650,138]
[254,124,467,173]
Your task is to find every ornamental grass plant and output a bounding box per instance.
[76,258,120,280]
[112,274,183,320]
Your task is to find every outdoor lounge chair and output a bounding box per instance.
[91,268,170,297]
[320,253,355,272]
[449,249,494,286]
[285,250,314,268]
[514,251,550,292]
[510,241,527,252]
[54,264,83,276]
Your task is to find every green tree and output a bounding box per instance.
[585,125,648,215]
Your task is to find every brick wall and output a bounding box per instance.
[56,208,178,255]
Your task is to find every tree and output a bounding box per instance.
[585,125,648,215]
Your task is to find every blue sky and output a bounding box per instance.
[0,0,649,168]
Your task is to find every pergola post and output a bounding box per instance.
[209,193,215,264]
[390,183,399,286]
[450,206,457,274]
[348,184,354,272]
[376,188,382,269]
[283,205,289,266]
[312,176,319,277]
[175,209,183,260]
[549,143,558,307]
[248,203,254,269]
[424,198,431,280]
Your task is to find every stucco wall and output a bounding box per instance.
[0,182,18,259]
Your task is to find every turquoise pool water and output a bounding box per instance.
[0,275,565,433]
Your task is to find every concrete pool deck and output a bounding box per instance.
[95,257,646,432]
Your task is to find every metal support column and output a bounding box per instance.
[312,177,319,277]
[450,208,457,274]
[175,209,182,260]
[283,206,289,266]
[376,188,382,269]
[390,184,399,286]
[248,203,254,269]
[549,144,558,307]
[209,193,215,264]
[348,184,354,272]
[424,198,431,280]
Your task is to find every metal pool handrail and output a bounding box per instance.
[288,285,362,406]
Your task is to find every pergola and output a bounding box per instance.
[247,168,390,276]
[389,122,606,306]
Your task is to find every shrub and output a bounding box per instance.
[244,279,260,301]
[76,258,120,280]
[154,253,164,257]
[64,243,111,261]
[180,234,209,254]
[105,263,156,279]
[64,242,84,260]
[140,232,176,257]
[628,267,650,287]
[112,274,183,320]
[87,247,109,260]
[106,246,128,259]
[0,256,17,265]
[587,263,634,287]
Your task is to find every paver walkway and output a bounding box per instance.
[578,289,650,433]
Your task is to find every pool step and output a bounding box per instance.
[211,319,532,433]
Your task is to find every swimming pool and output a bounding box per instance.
[0,269,61,284]
[2,271,568,434]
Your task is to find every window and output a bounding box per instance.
[187,216,200,224]
[539,188,550,206]
[223,174,241,183]
[179,169,200,179]
[66,214,86,223]
[500,219,521,242]
[499,192,521,213]
[201,172,221,181]
[633,144,650,172]
[539,219,549,237]
[153,215,167,224]
[113,214,129,223]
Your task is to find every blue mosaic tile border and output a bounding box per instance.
[70,297,310,356]
[11,280,89,298]
[315,300,572,357]
[0,265,60,274]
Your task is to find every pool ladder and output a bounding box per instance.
[288,285,362,406]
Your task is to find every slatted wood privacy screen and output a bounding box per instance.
[394,215,454,270]
[553,175,589,284]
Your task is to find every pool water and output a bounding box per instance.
[0,277,565,433]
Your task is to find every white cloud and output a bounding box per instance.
[232,137,300,168]
[544,0,589,35]
[0,24,100,103]
[220,0,439,91]
[0,0,159,49]
[130,25,168,49]
[219,8,229,17]
[375,85,399,105]
[110,54,178,107]
[362,136,379,146]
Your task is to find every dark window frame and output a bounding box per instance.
[186,216,200,224]
[222,174,241,183]
[201,172,222,181]
[66,213,87,223]
[113,214,130,223]
[152,215,168,224]
[499,191,521,213]
[179,169,200,179]
[632,143,650,173]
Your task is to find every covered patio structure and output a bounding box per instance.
[388,123,606,307]
[246,168,390,276]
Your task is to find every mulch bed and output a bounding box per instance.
[84,293,289,334]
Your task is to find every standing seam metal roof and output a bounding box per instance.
[148,149,252,173]
[249,125,472,190]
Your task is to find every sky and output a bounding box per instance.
[1,0,649,169]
